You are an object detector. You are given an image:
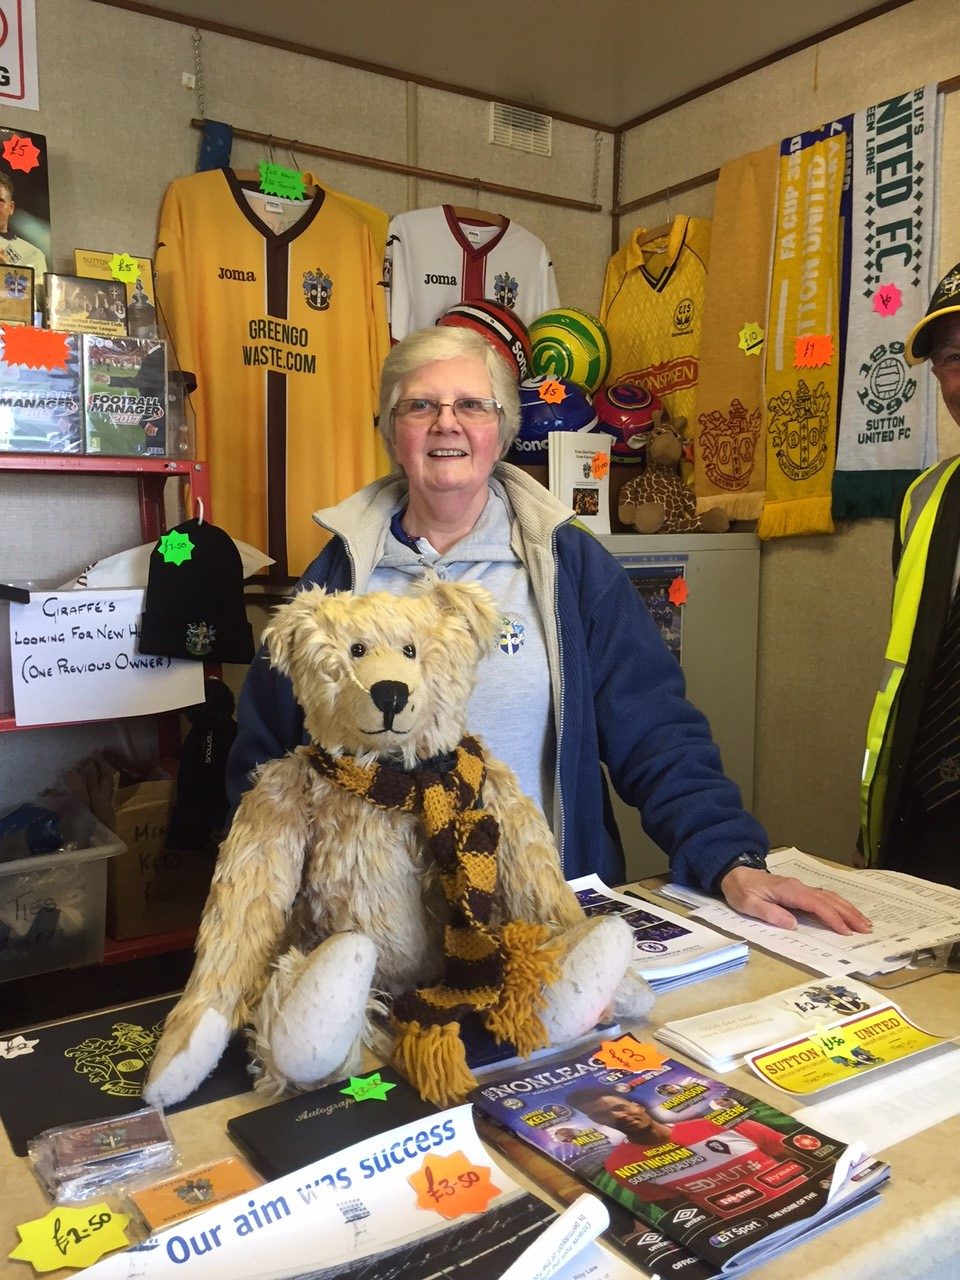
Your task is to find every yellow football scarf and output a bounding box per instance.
[307,736,561,1106]
[694,145,779,520]
[758,126,847,539]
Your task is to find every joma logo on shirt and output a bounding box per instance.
[424,272,457,285]
[218,267,257,281]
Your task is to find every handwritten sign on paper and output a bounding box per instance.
[9,589,204,725]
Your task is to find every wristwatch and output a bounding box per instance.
[711,851,769,897]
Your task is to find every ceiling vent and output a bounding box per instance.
[489,103,552,157]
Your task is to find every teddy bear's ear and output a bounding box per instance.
[414,575,501,653]
[261,585,332,677]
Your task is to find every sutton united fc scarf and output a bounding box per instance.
[694,144,779,520]
[758,122,848,539]
[833,86,942,518]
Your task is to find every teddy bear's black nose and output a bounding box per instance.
[370,680,409,729]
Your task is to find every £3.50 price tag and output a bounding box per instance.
[408,1150,500,1220]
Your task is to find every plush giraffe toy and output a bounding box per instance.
[618,409,730,534]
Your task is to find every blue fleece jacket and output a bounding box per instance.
[226,464,768,892]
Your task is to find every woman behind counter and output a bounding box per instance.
[227,325,869,936]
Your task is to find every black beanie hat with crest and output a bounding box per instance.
[138,518,254,663]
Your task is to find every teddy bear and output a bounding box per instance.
[144,575,654,1110]
[618,409,730,534]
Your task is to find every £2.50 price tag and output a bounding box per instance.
[10,1204,130,1271]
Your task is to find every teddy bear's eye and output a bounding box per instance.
[402,643,417,659]
[349,642,366,658]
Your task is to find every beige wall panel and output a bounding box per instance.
[197,31,408,170]
[618,0,960,863]
[754,521,892,858]
[414,88,613,310]
[621,0,960,208]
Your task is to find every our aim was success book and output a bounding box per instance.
[470,1034,889,1273]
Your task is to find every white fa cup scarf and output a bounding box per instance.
[833,85,942,518]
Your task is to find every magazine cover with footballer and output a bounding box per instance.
[471,1034,888,1271]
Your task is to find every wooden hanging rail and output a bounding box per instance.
[190,119,602,214]
[613,70,960,221]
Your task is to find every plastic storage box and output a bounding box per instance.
[0,798,125,982]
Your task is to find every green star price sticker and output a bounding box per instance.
[109,252,138,283]
[158,529,194,565]
[258,162,306,201]
[340,1071,397,1103]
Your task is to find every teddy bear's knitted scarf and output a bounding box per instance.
[307,734,561,1105]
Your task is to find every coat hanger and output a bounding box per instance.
[450,205,506,227]
[635,221,674,247]
[449,179,506,228]
[635,190,676,247]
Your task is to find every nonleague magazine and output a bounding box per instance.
[470,1035,890,1273]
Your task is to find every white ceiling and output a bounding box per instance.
[122,0,906,128]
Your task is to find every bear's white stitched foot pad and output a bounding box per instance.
[540,915,635,1044]
[611,962,656,1022]
[143,1007,231,1109]
[271,933,377,1087]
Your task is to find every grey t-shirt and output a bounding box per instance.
[367,482,556,820]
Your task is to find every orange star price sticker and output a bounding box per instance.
[668,575,688,606]
[591,451,609,479]
[595,1035,667,1073]
[2,133,41,173]
[794,334,834,369]
[1,325,70,370]
[538,378,567,404]
[409,1150,500,1220]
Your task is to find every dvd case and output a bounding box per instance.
[0,328,82,452]
[83,335,167,456]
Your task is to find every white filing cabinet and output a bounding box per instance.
[598,532,760,883]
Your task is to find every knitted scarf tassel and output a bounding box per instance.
[308,737,562,1107]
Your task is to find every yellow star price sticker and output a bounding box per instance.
[10,1204,130,1271]
[738,321,764,356]
[109,252,138,284]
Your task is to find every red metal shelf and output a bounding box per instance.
[103,927,198,965]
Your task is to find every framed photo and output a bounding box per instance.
[74,250,158,338]
[43,273,128,337]
[0,263,34,325]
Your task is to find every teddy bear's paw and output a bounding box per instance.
[270,933,378,1088]
[611,961,656,1022]
[540,915,635,1045]
[142,1007,231,1108]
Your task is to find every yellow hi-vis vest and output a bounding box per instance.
[860,455,960,864]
